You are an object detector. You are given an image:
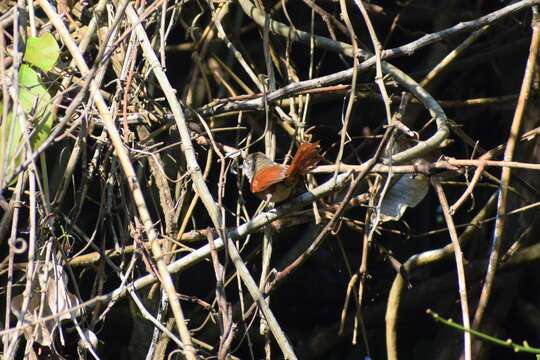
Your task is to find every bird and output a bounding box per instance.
[242,142,321,202]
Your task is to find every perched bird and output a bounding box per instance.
[243,142,321,202]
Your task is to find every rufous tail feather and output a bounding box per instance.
[286,141,321,177]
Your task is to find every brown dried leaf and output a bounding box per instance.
[11,264,81,346]
[379,174,429,222]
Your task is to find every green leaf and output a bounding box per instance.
[0,65,54,182]
[0,108,23,183]
[18,64,54,147]
[23,32,60,72]
[19,64,49,112]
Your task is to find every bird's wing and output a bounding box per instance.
[251,165,288,193]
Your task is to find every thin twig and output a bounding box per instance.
[38,1,198,358]
[472,5,540,332]
[385,193,498,360]
[432,179,472,360]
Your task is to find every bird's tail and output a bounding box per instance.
[286,141,321,177]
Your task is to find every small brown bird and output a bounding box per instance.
[243,142,321,202]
